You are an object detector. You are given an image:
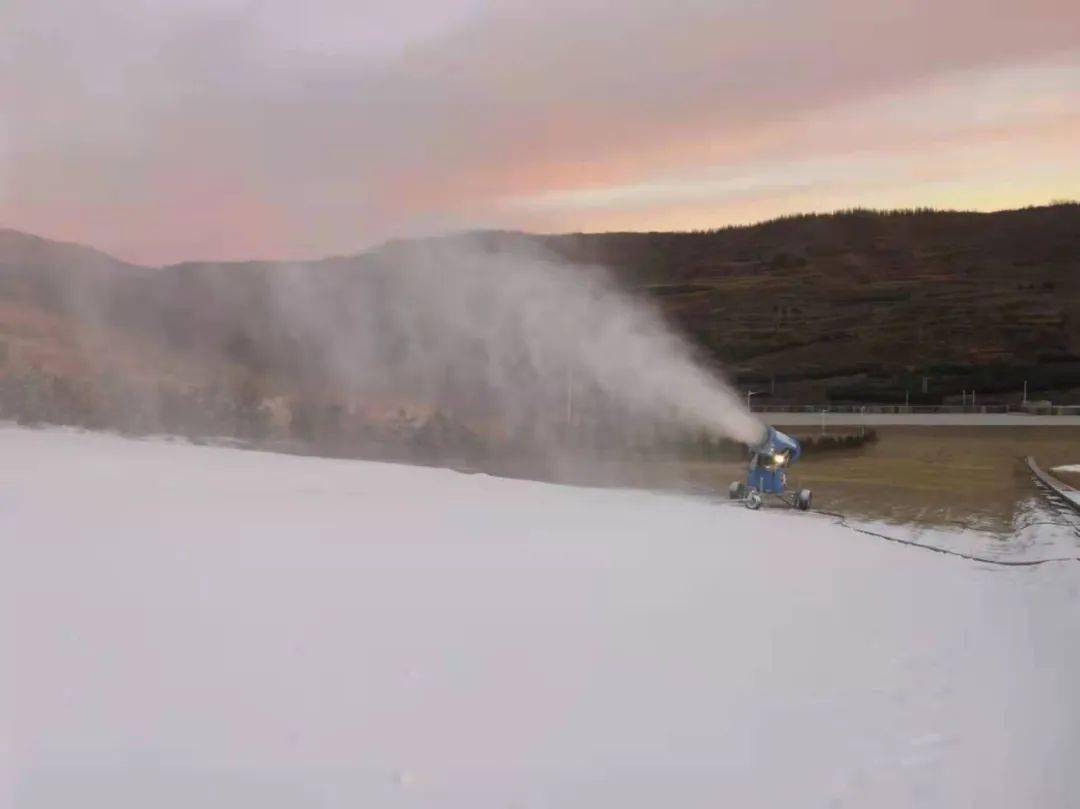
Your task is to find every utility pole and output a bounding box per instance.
[1023,380,1028,406]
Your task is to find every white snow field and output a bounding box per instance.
[5,426,1079,808]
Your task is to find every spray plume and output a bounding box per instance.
[264,234,764,449]
[0,229,765,459]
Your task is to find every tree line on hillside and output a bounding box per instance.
[2,203,1078,414]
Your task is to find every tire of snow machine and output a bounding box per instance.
[796,489,812,511]
[728,481,744,500]
[745,489,762,510]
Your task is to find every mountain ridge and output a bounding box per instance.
[1,202,1078,410]
[6,200,1076,269]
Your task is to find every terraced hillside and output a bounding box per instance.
[534,204,1080,404]
[0,203,1077,423]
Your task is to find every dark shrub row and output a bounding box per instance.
[799,429,878,455]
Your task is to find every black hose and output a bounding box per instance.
[812,507,1079,567]
[703,466,1080,567]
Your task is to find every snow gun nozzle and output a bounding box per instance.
[749,425,802,465]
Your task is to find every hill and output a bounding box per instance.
[531,204,1080,404]
[0,204,1077,444]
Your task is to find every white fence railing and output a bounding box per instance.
[748,404,1080,416]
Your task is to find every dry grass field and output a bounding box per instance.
[630,426,1080,534]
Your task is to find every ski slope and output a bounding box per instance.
[5,426,1079,808]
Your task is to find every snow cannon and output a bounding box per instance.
[728,426,812,511]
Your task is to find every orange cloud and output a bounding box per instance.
[2,0,1078,262]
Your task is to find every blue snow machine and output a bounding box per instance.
[728,426,812,511]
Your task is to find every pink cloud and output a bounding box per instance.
[2,0,1078,262]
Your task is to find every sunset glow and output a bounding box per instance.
[2,0,1078,264]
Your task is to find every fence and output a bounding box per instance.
[748,404,1080,416]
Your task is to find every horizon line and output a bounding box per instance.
[3,199,1077,270]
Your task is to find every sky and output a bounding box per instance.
[1,0,1078,265]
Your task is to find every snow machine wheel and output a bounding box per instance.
[795,489,812,511]
[728,481,744,500]
[745,489,762,510]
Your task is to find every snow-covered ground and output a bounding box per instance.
[5,426,1079,808]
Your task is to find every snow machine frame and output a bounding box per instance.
[728,426,812,511]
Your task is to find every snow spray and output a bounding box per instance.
[268,234,765,448]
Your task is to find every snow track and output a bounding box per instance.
[5,426,1080,808]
